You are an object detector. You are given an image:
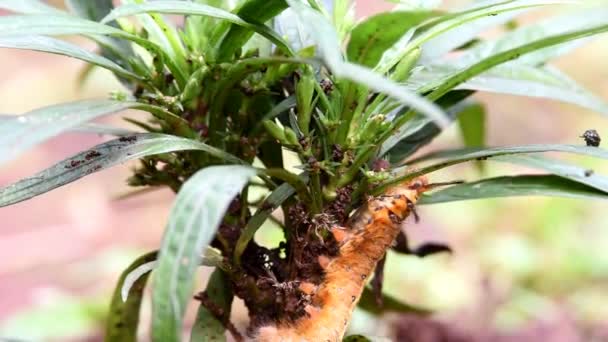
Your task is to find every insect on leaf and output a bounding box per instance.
[0,134,242,207]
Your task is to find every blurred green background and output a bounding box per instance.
[0,1,607,341]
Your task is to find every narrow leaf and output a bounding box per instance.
[379,91,474,163]
[106,251,157,342]
[151,166,255,342]
[102,1,293,57]
[457,102,486,148]
[419,174,608,204]
[234,182,296,265]
[65,0,137,78]
[67,123,137,136]
[0,133,242,207]
[358,287,431,316]
[423,22,608,104]
[495,154,608,193]
[0,14,124,37]
[215,0,291,60]
[454,5,608,67]
[286,0,449,127]
[408,64,608,115]
[346,11,434,68]
[0,0,65,15]
[0,100,140,165]
[65,0,114,22]
[0,14,185,85]
[190,269,233,342]
[121,248,223,302]
[0,99,193,165]
[0,36,140,81]
[379,144,608,191]
[379,0,581,72]
[274,8,315,52]
[408,144,608,165]
[342,336,373,342]
[0,115,136,136]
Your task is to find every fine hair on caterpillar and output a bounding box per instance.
[254,177,430,341]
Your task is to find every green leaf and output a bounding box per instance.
[215,0,290,60]
[419,174,608,204]
[0,14,186,85]
[0,100,139,165]
[66,123,137,136]
[332,0,355,40]
[423,21,608,105]
[0,0,65,15]
[343,335,392,342]
[0,99,194,165]
[454,6,608,67]
[104,248,224,342]
[286,0,449,127]
[0,134,242,207]
[378,0,582,72]
[379,144,608,191]
[408,64,608,116]
[102,1,293,58]
[457,102,485,148]
[120,248,223,303]
[0,14,124,37]
[190,269,233,342]
[121,0,187,73]
[342,335,372,342]
[65,0,113,21]
[409,144,608,165]
[0,35,141,81]
[234,182,296,265]
[105,251,158,342]
[65,0,138,83]
[358,287,431,316]
[346,11,434,68]
[379,90,474,163]
[496,154,608,193]
[0,115,136,136]
[151,165,255,342]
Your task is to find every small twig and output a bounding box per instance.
[372,254,386,308]
[194,292,244,342]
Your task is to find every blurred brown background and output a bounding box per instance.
[1,1,607,341]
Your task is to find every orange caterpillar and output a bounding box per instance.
[255,177,429,342]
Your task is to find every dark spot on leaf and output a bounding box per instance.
[85,151,102,160]
[119,135,138,143]
[585,169,594,177]
[65,160,82,169]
